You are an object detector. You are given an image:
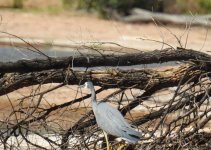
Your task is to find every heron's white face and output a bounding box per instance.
[80,81,93,89]
[84,82,88,88]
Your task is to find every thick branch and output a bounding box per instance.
[0,64,200,96]
[0,48,210,73]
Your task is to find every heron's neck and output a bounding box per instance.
[90,86,97,104]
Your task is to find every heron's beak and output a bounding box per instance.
[79,84,85,88]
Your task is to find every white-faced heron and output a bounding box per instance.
[80,81,142,150]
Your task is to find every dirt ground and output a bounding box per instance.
[0,10,210,51]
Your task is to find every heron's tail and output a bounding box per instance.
[123,127,142,144]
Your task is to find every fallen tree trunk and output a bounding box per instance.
[0,63,203,96]
[0,48,210,73]
[121,8,211,26]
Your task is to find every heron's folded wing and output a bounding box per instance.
[95,103,141,139]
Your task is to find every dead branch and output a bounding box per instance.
[0,48,210,73]
[0,63,203,96]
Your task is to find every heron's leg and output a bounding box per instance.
[117,143,126,150]
[103,131,110,150]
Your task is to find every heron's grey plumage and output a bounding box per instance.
[82,81,142,144]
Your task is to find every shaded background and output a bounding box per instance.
[0,0,211,15]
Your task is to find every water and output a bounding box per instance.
[0,46,79,62]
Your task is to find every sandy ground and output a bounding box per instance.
[0,10,210,51]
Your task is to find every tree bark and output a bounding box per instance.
[0,63,203,96]
[0,48,210,73]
